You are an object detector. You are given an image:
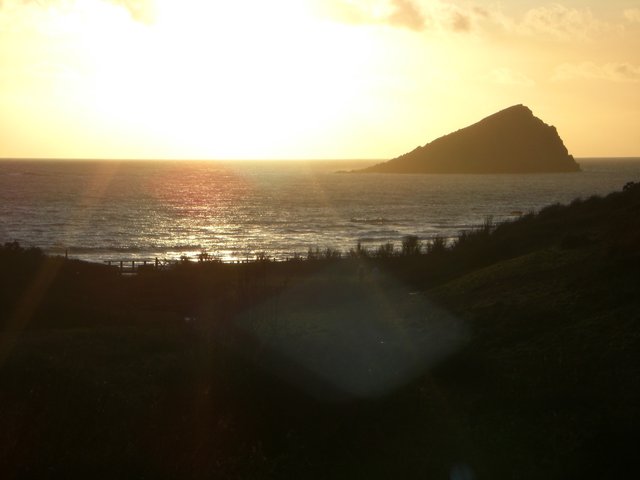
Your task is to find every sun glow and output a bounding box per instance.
[46,0,380,158]
[1,0,639,158]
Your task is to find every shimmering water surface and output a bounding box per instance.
[1,158,639,263]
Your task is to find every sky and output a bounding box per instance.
[0,0,638,159]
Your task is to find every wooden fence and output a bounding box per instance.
[104,258,160,274]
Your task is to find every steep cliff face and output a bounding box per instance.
[360,105,580,174]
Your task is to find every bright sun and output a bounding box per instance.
[62,0,379,158]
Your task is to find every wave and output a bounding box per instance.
[48,244,204,254]
[350,217,392,225]
[3,171,51,177]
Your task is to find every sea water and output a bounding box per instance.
[1,158,639,263]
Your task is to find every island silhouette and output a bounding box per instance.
[357,104,581,174]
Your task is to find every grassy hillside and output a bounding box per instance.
[0,183,639,478]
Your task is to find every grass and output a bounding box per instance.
[1,183,639,478]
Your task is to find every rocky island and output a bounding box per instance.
[358,105,580,174]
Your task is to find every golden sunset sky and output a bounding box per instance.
[0,0,638,159]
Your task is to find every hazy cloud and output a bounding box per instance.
[519,5,612,40]
[449,11,471,32]
[472,6,489,18]
[486,67,535,87]
[321,1,624,42]
[321,1,614,39]
[320,0,490,33]
[319,0,425,31]
[624,8,640,24]
[388,0,424,31]
[424,2,506,35]
[552,62,640,83]
[0,0,156,23]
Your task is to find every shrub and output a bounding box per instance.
[425,235,448,255]
[401,235,421,256]
[375,242,395,258]
[323,247,342,260]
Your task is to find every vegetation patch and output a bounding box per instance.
[1,183,639,478]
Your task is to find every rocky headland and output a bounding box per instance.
[358,105,580,174]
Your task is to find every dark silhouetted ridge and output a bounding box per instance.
[358,105,580,173]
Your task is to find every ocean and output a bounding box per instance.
[1,158,639,263]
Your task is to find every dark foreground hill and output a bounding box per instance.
[1,183,639,479]
[359,105,580,173]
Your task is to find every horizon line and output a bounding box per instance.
[0,157,386,162]
[1,156,640,162]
